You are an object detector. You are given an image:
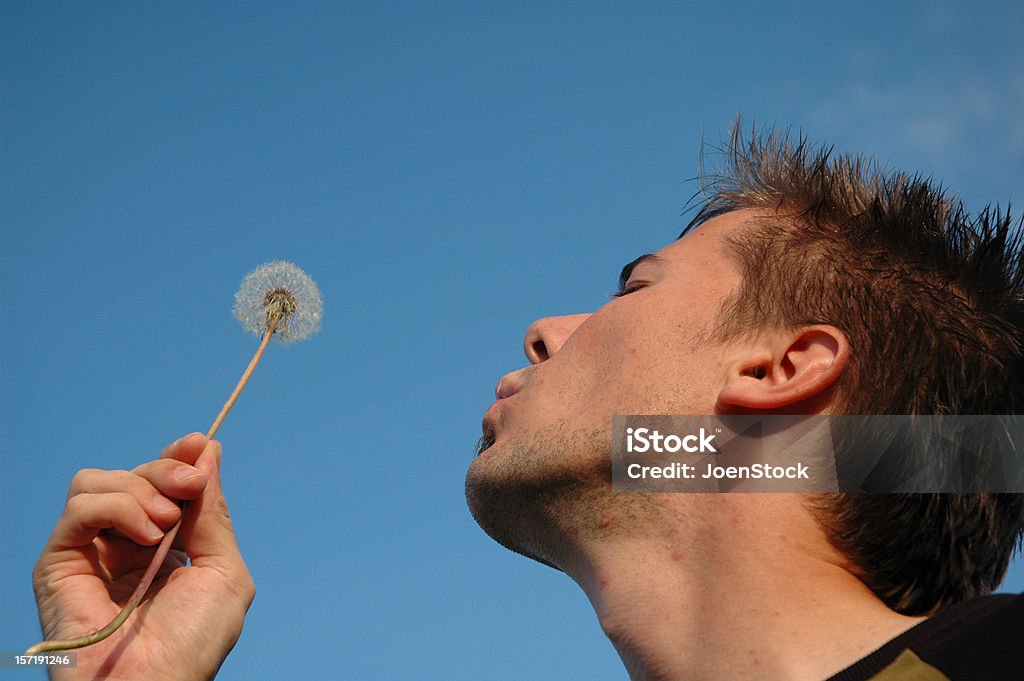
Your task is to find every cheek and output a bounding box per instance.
[532,294,720,413]
[598,308,724,411]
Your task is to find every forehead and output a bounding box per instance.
[654,209,757,264]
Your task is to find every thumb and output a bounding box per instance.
[180,440,249,580]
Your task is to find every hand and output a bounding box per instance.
[33,434,256,681]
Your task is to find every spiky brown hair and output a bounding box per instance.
[686,122,1024,615]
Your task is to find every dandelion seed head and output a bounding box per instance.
[233,261,322,343]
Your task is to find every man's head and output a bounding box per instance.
[467,123,1024,615]
[466,207,849,568]
[686,125,1024,614]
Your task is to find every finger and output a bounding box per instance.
[132,458,209,506]
[180,441,253,589]
[159,432,209,465]
[66,463,206,530]
[49,492,165,550]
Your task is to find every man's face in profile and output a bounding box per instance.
[467,209,756,563]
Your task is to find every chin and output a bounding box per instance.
[465,431,562,563]
[465,459,563,571]
[464,425,610,572]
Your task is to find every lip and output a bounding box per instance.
[494,375,522,401]
[482,373,523,431]
[481,394,508,431]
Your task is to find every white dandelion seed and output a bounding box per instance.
[233,261,322,343]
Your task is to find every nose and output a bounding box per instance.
[523,314,591,364]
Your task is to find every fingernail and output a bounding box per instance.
[153,495,178,513]
[146,520,163,539]
[175,432,202,447]
[174,466,207,485]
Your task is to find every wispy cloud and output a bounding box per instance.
[805,3,1024,203]
[811,65,1024,174]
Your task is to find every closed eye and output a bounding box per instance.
[615,253,661,299]
[611,282,647,298]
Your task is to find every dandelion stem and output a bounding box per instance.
[207,315,279,440]
[26,316,281,656]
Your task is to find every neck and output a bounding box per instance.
[561,497,925,681]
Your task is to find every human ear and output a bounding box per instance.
[716,325,850,411]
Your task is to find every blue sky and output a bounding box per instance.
[2,2,1022,679]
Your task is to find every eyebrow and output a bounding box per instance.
[618,253,663,289]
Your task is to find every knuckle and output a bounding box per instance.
[31,558,50,597]
[70,467,97,483]
[228,568,257,611]
[242,573,257,607]
[213,495,232,519]
[64,493,89,516]
[68,467,143,498]
[68,467,99,493]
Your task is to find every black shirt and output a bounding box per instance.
[826,593,1024,681]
